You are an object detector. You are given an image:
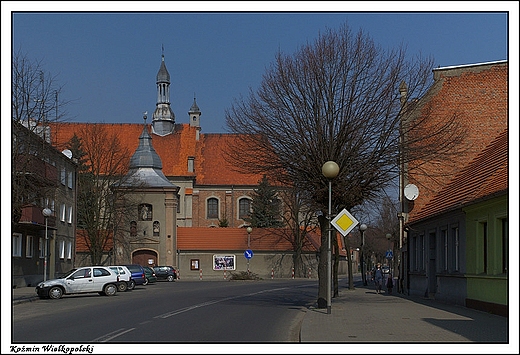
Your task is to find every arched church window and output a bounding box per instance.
[153,221,160,236]
[207,198,219,219]
[238,198,251,219]
[139,204,152,221]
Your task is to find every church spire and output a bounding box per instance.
[152,48,175,136]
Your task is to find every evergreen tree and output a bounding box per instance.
[247,175,283,228]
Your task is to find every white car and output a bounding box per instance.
[108,265,135,291]
[35,266,119,299]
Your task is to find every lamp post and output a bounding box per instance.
[359,224,367,286]
[42,208,52,282]
[246,226,252,274]
[322,161,339,315]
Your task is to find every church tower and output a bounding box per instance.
[188,96,202,140]
[152,51,175,136]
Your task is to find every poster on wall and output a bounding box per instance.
[213,255,236,270]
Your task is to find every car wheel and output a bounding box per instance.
[103,284,117,296]
[117,282,127,292]
[167,275,174,282]
[143,278,149,286]
[127,280,135,290]
[48,286,63,299]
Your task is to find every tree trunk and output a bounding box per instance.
[344,236,354,290]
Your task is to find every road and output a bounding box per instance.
[13,279,317,343]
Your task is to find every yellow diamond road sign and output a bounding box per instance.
[331,208,359,236]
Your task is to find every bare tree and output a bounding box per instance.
[224,22,463,307]
[65,124,134,265]
[12,49,69,224]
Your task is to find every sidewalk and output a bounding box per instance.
[300,277,511,347]
[12,285,39,305]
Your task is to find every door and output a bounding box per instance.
[132,249,158,268]
[66,267,94,293]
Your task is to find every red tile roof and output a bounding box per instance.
[50,122,262,186]
[412,128,508,222]
[177,227,320,252]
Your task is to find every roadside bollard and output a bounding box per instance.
[224,270,227,280]
[292,268,295,279]
[308,267,311,279]
[199,269,202,281]
[271,268,274,280]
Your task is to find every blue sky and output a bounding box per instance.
[4,3,515,134]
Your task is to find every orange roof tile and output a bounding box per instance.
[50,122,263,186]
[177,227,319,252]
[412,128,508,222]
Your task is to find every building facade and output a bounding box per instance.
[12,122,77,287]
[402,61,508,315]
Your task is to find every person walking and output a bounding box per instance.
[386,272,394,294]
[373,263,384,294]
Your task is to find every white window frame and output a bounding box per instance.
[60,203,66,222]
[67,206,73,224]
[59,240,65,259]
[66,241,72,260]
[13,233,22,257]
[26,235,34,258]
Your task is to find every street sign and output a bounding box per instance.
[244,249,253,260]
[385,250,393,259]
[330,208,359,236]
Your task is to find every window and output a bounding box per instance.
[130,221,137,237]
[39,237,45,258]
[502,218,508,274]
[187,156,195,173]
[59,240,65,259]
[153,221,160,236]
[451,227,460,272]
[176,194,181,213]
[13,233,22,257]
[66,241,72,260]
[67,170,73,189]
[93,268,111,277]
[60,167,66,185]
[60,204,66,222]
[442,229,448,271]
[67,206,73,224]
[139,204,152,221]
[26,235,34,258]
[238,198,251,219]
[207,198,219,219]
[418,235,424,271]
[481,222,488,273]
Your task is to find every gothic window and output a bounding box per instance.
[130,221,137,237]
[153,221,160,236]
[238,198,251,219]
[139,204,152,221]
[207,198,219,219]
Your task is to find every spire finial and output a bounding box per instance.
[143,111,148,122]
[161,44,164,59]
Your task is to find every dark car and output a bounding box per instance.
[143,267,157,285]
[153,265,177,282]
[123,264,147,286]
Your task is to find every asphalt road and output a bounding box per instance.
[13,279,317,344]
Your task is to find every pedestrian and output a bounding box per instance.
[373,263,384,294]
[386,272,394,294]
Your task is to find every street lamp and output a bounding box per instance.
[246,226,252,274]
[359,224,367,286]
[322,160,339,315]
[42,208,52,282]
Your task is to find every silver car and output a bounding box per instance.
[35,266,119,299]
